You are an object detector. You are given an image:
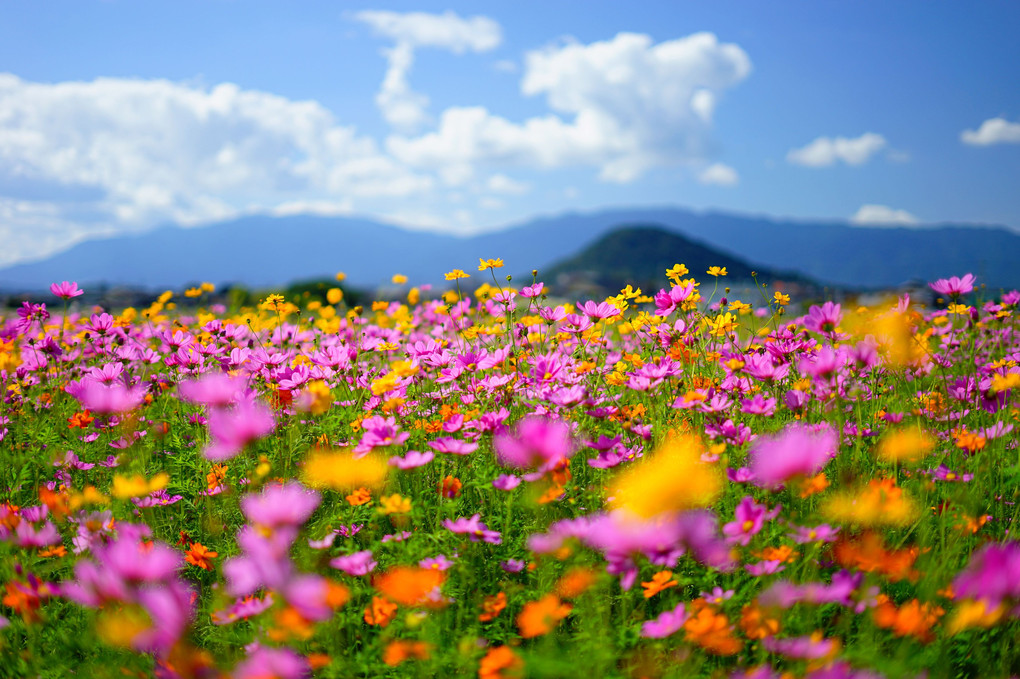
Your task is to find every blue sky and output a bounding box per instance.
[1,1,1018,266]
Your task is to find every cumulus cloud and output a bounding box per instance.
[353,10,502,131]
[787,132,887,167]
[697,162,739,186]
[0,72,434,262]
[960,117,1020,146]
[388,31,751,184]
[850,204,919,226]
[486,174,530,194]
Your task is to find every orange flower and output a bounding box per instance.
[364,595,398,627]
[797,472,829,498]
[953,429,986,454]
[67,410,94,429]
[268,606,314,641]
[478,646,524,679]
[374,566,446,607]
[38,545,67,558]
[383,640,431,666]
[346,487,372,506]
[439,475,463,499]
[206,464,228,492]
[683,605,743,655]
[479,591,507,622]
[641,570,678,599]
[517,594,572,638]
[740,603,781,639]
[39,486,70,520]
[185,543,218,570]
[872,595,944,642]
[832,532,919,582]
[554,567,598,599]
[537,483,566,504]
[753,545,799,564]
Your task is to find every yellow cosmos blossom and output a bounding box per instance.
[326,287,343,304]
[445,269,470,281]
[392,274,408,285]
[478,258,504,271]
[112,473,170,500]
[707,266,728,277]
[184,287,203,298]
[773,291,790,306]
[822,478,917,527]
[378,494,412,515]
[609,434,721,518]
[666,263,689,284]
[947,303,971,315]
[335,271,347,281]
[876,426,935,463]
[303,449,389,491]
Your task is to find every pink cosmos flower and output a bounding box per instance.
[419,554,456,571]
[232,646,310,679]
[723,496,781,546]
[788,523,840,544]
[389,450,434,469]
[240,481,320,528]
[802,301,842,336]
[204,398,275,461]
[329,549,377,576]
[578,300,621,320]
[50,281,84,299]
[178,372,246,407]
[72,378,146,415]
[443,514,501,544]
[428,436,479,455]
[750,423,837,489]
[640,602,689,638]
[493,416,575,470]
[929,273,976,297]
[492,474,521,491]
[952,542,1020,606]
[211,593,274,625]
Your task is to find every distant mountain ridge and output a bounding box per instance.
[1,206,1017,291]
[541,225,817,293]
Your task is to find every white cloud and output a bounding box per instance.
[961,117,1020,146]
[0,72,435,262]
[352,10,501,53]
[486,173,530,194]
[850,204,919,226]
[697,162,738,186]
[787,132,887,167]
[353,10,502,131]
[271,199,353,217]
[493,60,518,73]
[388,31,751,184]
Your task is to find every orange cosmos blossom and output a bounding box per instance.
[478,645,523,679]
[383,640,431,666]
[373,566,446,607]
[517,594,572,638]
[832,532,919,582]
[554,567,599,599]
[641,570,678,599]
[872,595,944,642]
[478,591,507,622]
[683,603,743,655]
[364,595,398,627]
[184,543,218,570]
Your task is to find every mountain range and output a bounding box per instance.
[1,206,1018,292]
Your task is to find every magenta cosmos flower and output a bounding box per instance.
[640,602,689,638]
[750,423,837,489]
[929,273,976,297]
[240,481,320,528]
[952,542,1020,606]
[723,496,781,546]
[204,398,276,461]
[50,280,84,299]
[493,416,575,470]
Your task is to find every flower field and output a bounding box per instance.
[1,265,1019,678]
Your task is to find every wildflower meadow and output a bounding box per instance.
[2,263,1019,679]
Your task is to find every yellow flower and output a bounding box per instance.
[876,426,935,463]
[947,303,970,315]
[335,271,347,281]
[326,287,343,305]
[990,372,1020,393]
[184,287,203,298]
[609,434,721,518]
[822,478,917,526]
[407,287,421,305]
[707,266,728,277]
[378,494,412,515]
[112,473,169,500]
[666,263,689,283]
[392,274,408,285]
[200,282,215,293]
[728,300,752,314]
[478,258,504,271]
[302,449,389,491]
[773,291,790,306]
[445,269,470,281]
